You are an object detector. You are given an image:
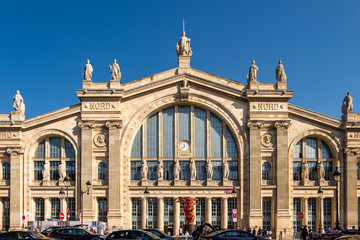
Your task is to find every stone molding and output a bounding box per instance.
[179,79,190,102]
[78,120,95,129]
[247,120,264,129]
[105,120,123,129]
[344,147,360,156]
[274,120,291,129]
[6,147,24,155]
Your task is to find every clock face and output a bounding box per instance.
[180,142,189,151]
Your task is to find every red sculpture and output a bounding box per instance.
[174,197,199,225]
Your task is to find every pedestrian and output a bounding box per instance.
[185,231,189,240]
[252,227,256,235]
[104,228,110,235]
[179,226,183,235]
[302,225,308,240]
[257,227,262,236]
[308,228,313,240]
[192,226,200,240]
[326,226,332,233]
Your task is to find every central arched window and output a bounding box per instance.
[33,137,76,181]
[130,105,239,181]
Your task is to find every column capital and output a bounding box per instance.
[274,120,291,129]
[78,120,95,129]
[106,120,123,129]
[247,120,264,129]
[6,147,24,156]
[344,147,360,156]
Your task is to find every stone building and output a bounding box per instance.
[0,31,359,238]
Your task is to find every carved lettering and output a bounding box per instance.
[0,132,12,139]
[89,102,111,110]
[258,103,279,111]
[354,133,360,138]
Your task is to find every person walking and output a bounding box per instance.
[302,225,308,240]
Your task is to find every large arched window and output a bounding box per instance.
[293,137,333,181]
[33,137,76,181]
[262,162,271,180]
[130,105,239,181]
[98,162,107,180]
[2,163,10,180]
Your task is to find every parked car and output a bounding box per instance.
[199,230,269,240]
[48,227,104,240]
[0,230,54,240]
[106,230,161,240]
[144,229,178,240]
[330,229,360,240]
[42,227,62,237]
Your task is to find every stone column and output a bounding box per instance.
[344,148,358,228]
[44,198,51,221]
[205,198,212,224]
[106,120,123,228]
[246,121,263,228]
[7,147,24,229]
[78,121,95,221]
[221,198,228,229]
[274,121,292,238]
[303,198,308,227]
[318,197,324,234]
[174,201,180,236]
[157,197,164,231]
[0,198,4,227]
[141,197,147,229]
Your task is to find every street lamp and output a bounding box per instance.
[317,187,324,234]
[333,167,341,230]
[80,180,92,228]
[144,187,150,228]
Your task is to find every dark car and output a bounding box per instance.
[48,227,104,240]
[199,230,269,240]
[144,229,178,240]
[42,227,62,237]
[0,230,53,240]
[106,230,161,240]
[330,229,360,239]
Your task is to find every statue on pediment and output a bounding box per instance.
[223,160,229,179]
[83,59,93,81]
[206,160,213,179]
[341,92,353,114]
[190,159,196,180]
[318,161,325,180]
[13,90,25,114]
[141,159,148,180]
[247,60,258,84]
[42,162,49,181]
[58,161,66,180]
[174,159,181,180]
[109,59,121,81]
[157,159,164,179]
[301,161,309,180]
[275,60,287,82]
[176,31,192,57]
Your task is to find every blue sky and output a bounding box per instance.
[0,1,359,119]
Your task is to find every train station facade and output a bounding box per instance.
[0,32,360,238]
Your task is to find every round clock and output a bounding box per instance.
[179,141,189,151]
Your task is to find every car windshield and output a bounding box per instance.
[145,230,165,237]
[28,231,48,239]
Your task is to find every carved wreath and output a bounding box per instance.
[261,133,272,148]
[94,133,107,148]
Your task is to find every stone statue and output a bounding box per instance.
[13,90,25,114]
[247,60,258,84]
[190,160,196,180]
[318,162,325,180]
[42,162,49,181]
[223,160,229,179]
[83,59,93,81]
[176,31,192,56]
[141,160,148,180]
[206,160,213,179]
[109,59,121,81]
[157,160,164,179]
[174,160,181,180]
[275,60,287,82]
[301,161,309,180]
[341,92,353,114]
[58,161,66,180]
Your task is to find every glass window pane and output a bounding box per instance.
[163,161,174,180]
[146,113,159,158]
[308,162,317,180]
[65,140,75,158]
[323,198,332,230]
[35,198,44,221]
[321,141,332,158]
[307,198,316,231]
[306,138,318,158]
[179,161,190,180]
[162,107,175,158]
[98,162,107,180]
[132,198,142,229]
[49,137,62,158]
[164,198,174,227]
[195,161,206,180]
[212,161,222,180]
[2,163,10,180]
[68,198,76,220]
[210,113,222,158]
[35,140,45,158]
[293,198,301,233]
[147,198,158,229]
[293,141,302,158]
[323,162,332,181]
[66,161,75,181]
[98,198,107,222]
[262,162,271,180]
[196,198,205,226]
[50,161,61,180]
[211,198,221,226]
[263,198,271,230]
[178,106,190,142]
[131,161,142,180]
[131,127,143,158]
[226,127,238,158]
[194,108,207,158]
[228,161,238,180]
[51,198,60,219]
[34,161,44,181]
[147,161,158,180]
[227,198,237,227]
[293,162,302,180]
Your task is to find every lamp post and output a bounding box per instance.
[232,187,237,229]
[144,187,150,228]
[80,180,92,228]
[317,187,324,234]
[333,167,341,230]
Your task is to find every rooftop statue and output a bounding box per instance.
[342,92,353,114]
[275,60,287,82]
[247,60,258,84]
[109,59,121,81]
[13,90,25,114]
[83,59,93,81]
[176,31,192,57]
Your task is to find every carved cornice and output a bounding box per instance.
[247,120,264,129]
[78,120,95,129]
[344,147,360,156]
[274,120,291,129]
[106,120,123,129]
[6,147,24,155]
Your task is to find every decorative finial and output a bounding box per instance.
[275,59,287,82]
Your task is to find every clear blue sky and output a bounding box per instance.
[1,1,359,119]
